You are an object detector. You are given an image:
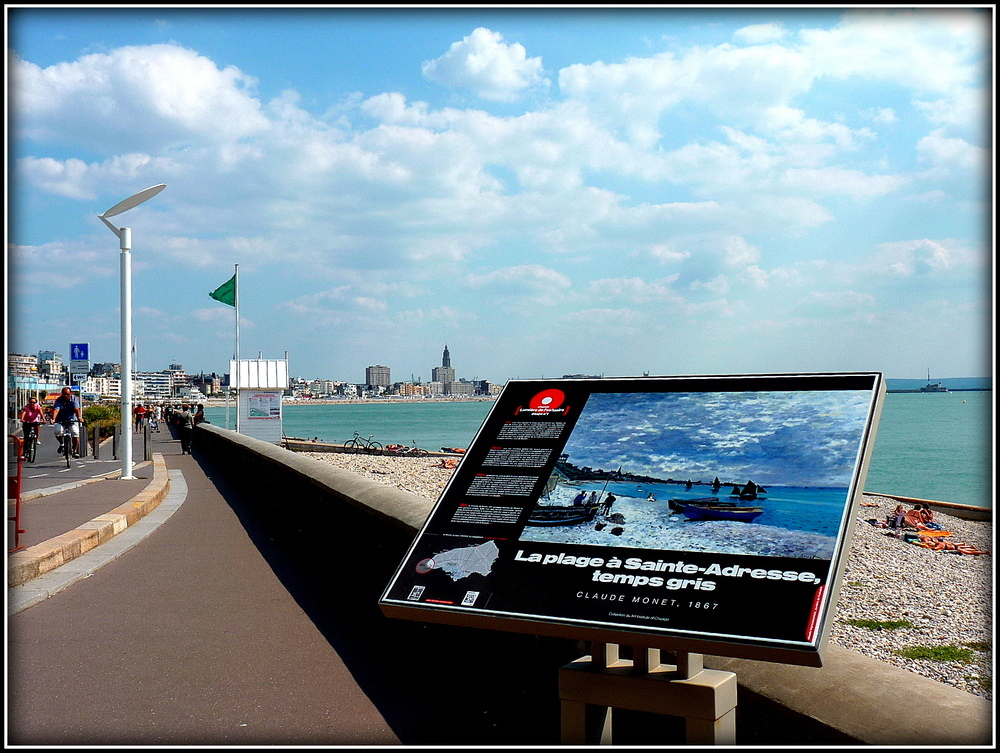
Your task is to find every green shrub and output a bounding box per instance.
[83,403,122,439]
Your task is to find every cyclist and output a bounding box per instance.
[52,386,83,458]
[19,396,47,451]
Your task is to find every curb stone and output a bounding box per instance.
[7,454,169,588]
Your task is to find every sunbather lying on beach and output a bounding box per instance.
[915,539,989,555]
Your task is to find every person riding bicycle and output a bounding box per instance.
[52,386,83,458]
[19,396,47,448]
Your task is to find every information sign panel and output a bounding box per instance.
[70,343,90,361]
[380,373,885,666]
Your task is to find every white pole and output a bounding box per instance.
[235,263,241,434]
[120,227,134,479]
[99,183,164,478]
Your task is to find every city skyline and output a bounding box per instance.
[7,8,992,382]
[7,342,478,388]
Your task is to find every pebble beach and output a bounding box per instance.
[302,451,992,700]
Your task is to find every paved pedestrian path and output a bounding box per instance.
[7,426,399,745]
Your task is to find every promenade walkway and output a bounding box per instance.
[7,426,399,745]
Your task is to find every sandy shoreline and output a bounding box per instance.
[299,450,992,700]
[202,397,496,407]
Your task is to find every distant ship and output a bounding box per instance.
[920,370,949,393]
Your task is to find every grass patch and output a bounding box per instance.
[963,641,991,652]
[894,645,976,663]
[840,618,913,631]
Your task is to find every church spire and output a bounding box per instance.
[442,344,451,368]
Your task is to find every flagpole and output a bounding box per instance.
[234,263,240,434]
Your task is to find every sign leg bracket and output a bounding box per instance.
[559,642,737,745]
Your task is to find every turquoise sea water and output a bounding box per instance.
[864,391,992,508]
[204,390,993,509]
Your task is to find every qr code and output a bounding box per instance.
[461,591,479,606]
[407,586,425,601]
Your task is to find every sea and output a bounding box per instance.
[204,389,993,509]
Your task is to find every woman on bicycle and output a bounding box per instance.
[19,396,47,450]
[51,386,83,458]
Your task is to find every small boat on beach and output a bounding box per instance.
[683,503,764,523]
[524,503,600,527]
[668,497,720,513]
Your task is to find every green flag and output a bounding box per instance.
[209,274,236,307]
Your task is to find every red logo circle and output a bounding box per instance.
[528,389,566,410]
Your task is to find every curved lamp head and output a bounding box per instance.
[102,183,166,218]
[99,184,166,239]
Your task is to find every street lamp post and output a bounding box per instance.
[99,184,166,480]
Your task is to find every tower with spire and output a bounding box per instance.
[432,344,455,385]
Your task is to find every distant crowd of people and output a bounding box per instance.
[135,402,208,454]
[18,394,211,459]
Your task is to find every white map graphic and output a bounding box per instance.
[420,540,500,581]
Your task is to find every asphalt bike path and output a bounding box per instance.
[7,426,398,745]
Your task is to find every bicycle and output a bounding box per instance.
[404,440,428,457]
[22,423,41,463]
[383,440,429,457]
[344,431,383,455]
[55,420,80,468]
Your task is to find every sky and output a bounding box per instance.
[5,6,994,385]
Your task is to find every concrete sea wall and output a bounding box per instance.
[194,423,992,745]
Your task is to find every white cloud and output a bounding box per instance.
[733,24,788,45]
[466,264,571,307]
[643,244,690,265]
[422,27,547,102]
[799,9,987,131]
[864,107,897,124]
[584,277,684,304]
[719,235,761,267]
[917,129,986,172]
[780,166,907,197]
[872,239,962,276]
[11,44,269,152]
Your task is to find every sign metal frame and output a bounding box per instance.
[380,372,885,667]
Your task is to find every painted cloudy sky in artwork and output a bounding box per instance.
[562,390,875,487]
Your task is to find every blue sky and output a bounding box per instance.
[562,390,875,487]
[6,7,993,384]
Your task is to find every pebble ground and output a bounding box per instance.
[303,452,993,700]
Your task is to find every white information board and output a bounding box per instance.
[231,359,289,444]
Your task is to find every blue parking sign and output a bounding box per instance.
[70,342,90,361]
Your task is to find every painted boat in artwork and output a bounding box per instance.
[682,502,764,523]
[524,503,600,526]
[667,496,720,513]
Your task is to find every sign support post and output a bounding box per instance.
[559,642,737,744]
